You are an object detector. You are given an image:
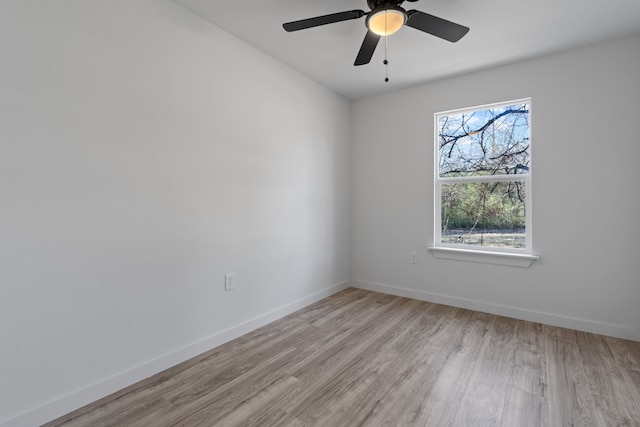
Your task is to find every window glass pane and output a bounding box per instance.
[441,181,526,249]
[438,103,530,177]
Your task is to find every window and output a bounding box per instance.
[431,99,537,266]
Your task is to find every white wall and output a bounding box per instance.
[0,1,350,425]
[351,34,640,342]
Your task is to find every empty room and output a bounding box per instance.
[1,1,639,426]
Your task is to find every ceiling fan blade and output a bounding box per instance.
[354,31,380,66]
[283,10,365,32]
[406,10,469,42]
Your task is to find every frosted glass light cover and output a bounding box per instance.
[368,9,406,36]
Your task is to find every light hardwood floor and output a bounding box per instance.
[45,288,640,426]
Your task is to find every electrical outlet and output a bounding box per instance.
[224,273,235,291]
[410,252,418,264]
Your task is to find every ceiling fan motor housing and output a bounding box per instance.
[367,0,406,10]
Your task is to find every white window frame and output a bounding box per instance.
[429,98,539,267]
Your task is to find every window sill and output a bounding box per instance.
[428,246,539,268]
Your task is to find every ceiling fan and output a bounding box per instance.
[283,0,469,66]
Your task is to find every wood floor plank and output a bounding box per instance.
[583,365,638,426]
[543,326,599,427]
[391,309,487,426]
[623,367,640,422]
[174,375,303,427]
[284,297,424,423]
[500,386,545,427]
[507,320,548,397]
[452,315,519,426]
[165,346,306,426]
[604,335,640,371]
[45,288,640,427]
[304,300,451,426]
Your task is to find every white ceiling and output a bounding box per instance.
[174,0,640,100]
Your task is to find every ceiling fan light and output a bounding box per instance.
[367,8,406,36]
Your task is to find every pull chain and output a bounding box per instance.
[384,35,389,82]
[384,12,390,82]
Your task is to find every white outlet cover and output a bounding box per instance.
[224,273,235,291]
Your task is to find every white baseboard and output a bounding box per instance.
[351,279,638,342]
[2,281,349,427]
